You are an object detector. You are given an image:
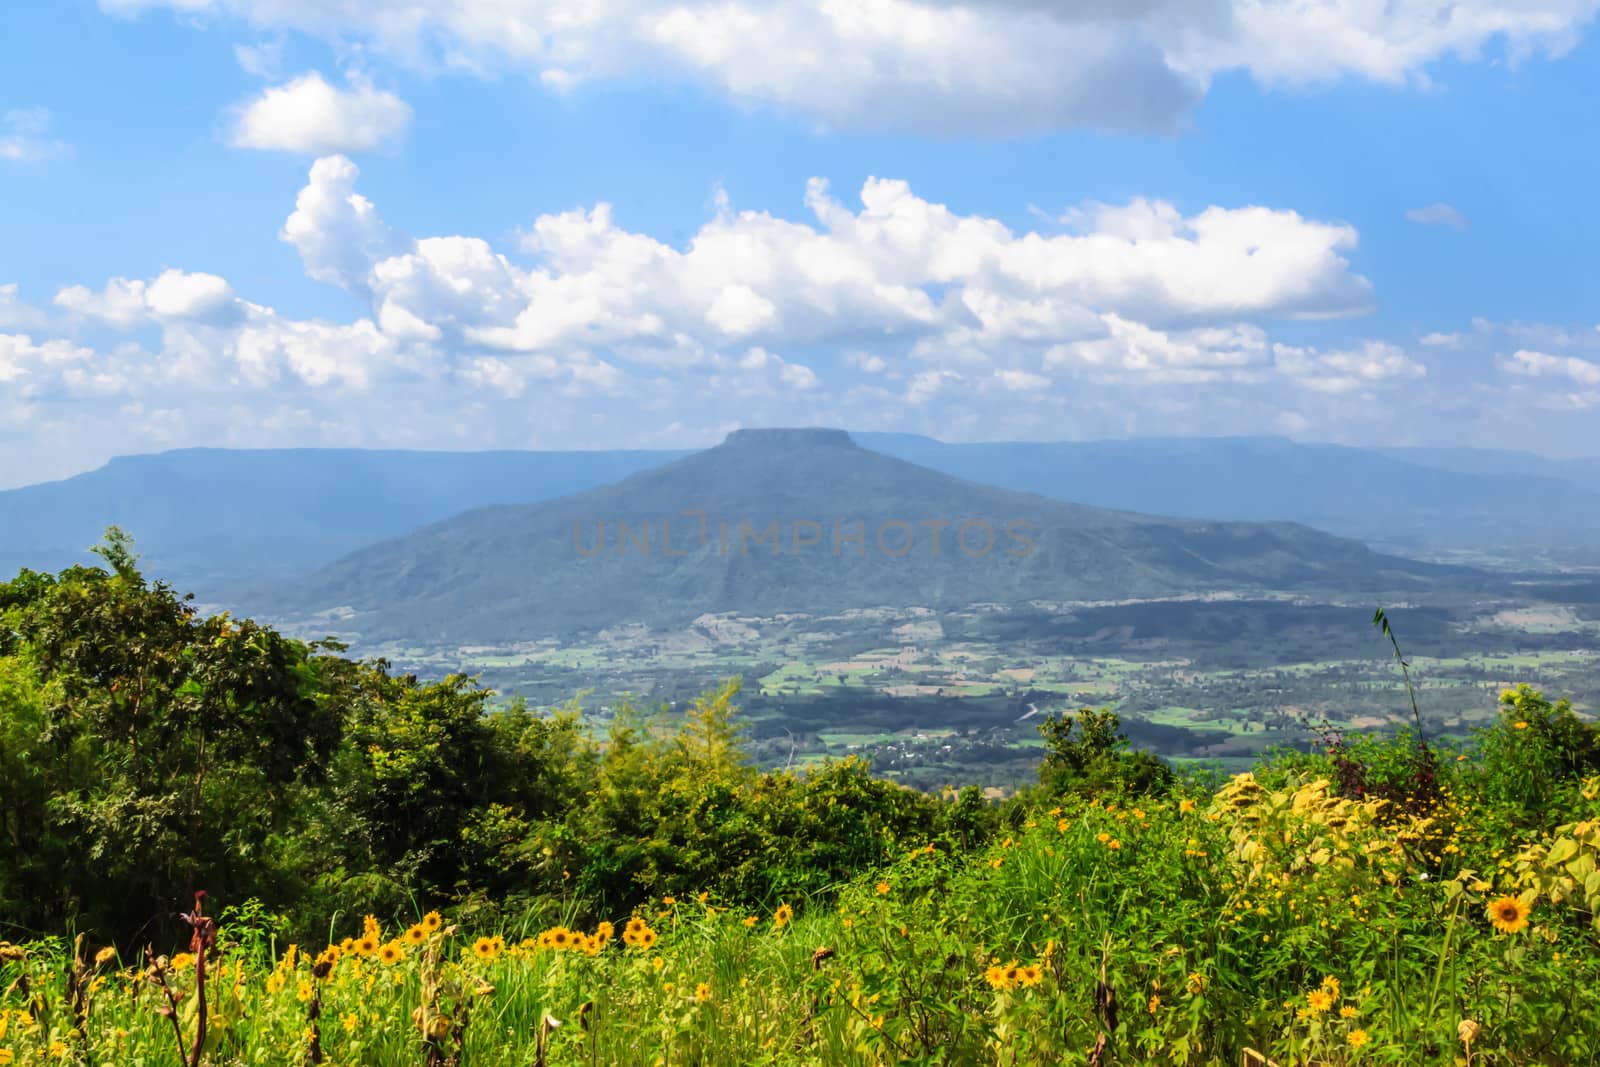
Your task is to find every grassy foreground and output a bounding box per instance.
[4,744,1600,1065]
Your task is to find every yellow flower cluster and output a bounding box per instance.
[983,959,1043,991]
[623,918,659,950]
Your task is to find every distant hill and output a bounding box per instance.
[0,447,686,589]
[852,434,1600,561]
[2,434,1595,593]
[257,428,1458,645]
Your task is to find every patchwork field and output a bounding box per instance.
[339,594,1600,789]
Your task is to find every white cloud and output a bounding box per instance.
[55,269,240,327]
[229,72,412,153]
[0,333,97,388]
[1499,348,1600,386]
[97,0,1600,134]
[1406,203,1470,230]
[1046,315,1271,383]
[778,360,820,390]
[994,368,1050,391]
[1,108,70,162]
[0,285,48,331]
[281,155,406,292]
[235,38,285,78]
[276,161,1370,371]
[1273,340,1427,393]
[18,149,1600,482]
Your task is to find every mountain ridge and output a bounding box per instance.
[254,428,1461,645]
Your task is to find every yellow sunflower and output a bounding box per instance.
[1486,895,1531,934]
[403,925,427,946]
[773,904,793,928]
[378,943,404,966]
[421,911,442,932]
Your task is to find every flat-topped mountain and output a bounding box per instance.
[259,429,1456,644]
[5,435,1595,592]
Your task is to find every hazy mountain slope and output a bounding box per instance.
[854,434,1600,555]
[0,447,687,588]
[3,435,1593,593]
[260,429,1456,644]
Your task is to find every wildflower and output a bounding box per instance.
[984,963,1013,990]
[696,982,712,1002]
[1348,1029,1370,1048]
[774,904,793,928]
[1018,965,1042,987]
[1486,895,1531,935]
[1179,799,1198,814]
[1341,1005,1358,1019]
[1147,995,1160,1013]
[662,896,676,906]
[1056,818,1070,832]
[743,916,759,928]
[1306,989,1334,1015]
[94,947,118,967]
[1186,972,1204,996]
[876,881,890,895]
[1106,839,1121,850]
[355,936,379,958]
[472,937,499,961]
[379,943,404,966]
[421,911,442,932]
[342,1011,359,1033]
[170,953,195,971]
[550,927,573,950]
[637,928,658,950]
[1096,832,1110,843]
[403,925,427,946]
[1514,721,1529,730]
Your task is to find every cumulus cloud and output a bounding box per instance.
[229,72,412,153]
[1406,203,1470,230]
[0,333,98,389]
[55,269,241,327]
[27,152,1600,482]
[1047,315,1271,384]
[1499,348,1600,386]
[1,108,70,162]
[0,285,49,331]
[99,0,1600,133]
[331,162,1370,364]
[1272,340,1427,393]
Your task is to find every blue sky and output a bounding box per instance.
[3,0,1599,486]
